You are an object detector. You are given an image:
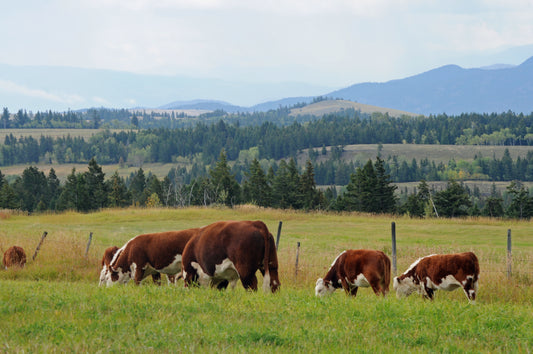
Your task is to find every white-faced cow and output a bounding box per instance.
[181,220,280,292]
[99,229,200,286]
[315,249,391,297]
[3,246,27,269]
[393,252,479,303]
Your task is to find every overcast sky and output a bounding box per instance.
[2,0,533,89]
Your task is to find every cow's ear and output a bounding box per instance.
[396,277,401,284]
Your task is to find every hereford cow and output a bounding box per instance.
[315,249,391,297]
[393,252,479,303]
[99,228,200,286]
[181,220,280,292]
[2,246,27,269]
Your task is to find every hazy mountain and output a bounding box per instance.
[2,54,533,116]
[327,56,533,115]
[0,63,331,112]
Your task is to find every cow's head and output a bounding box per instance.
[315,278,335,297]
[262,264,280,293]
[393,275,419,298]
[98,246,133,286]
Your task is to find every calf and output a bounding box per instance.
[100,228,200,286]
[182,220,280,292]
[315,249,391,297]
[2,246,27,269]
[393,252,479,303]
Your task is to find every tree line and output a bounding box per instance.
[1,154,532,219]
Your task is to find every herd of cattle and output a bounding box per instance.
[3,220,480,303]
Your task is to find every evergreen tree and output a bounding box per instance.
[129,168,147,206]
[433,179,472,217]
[373,156,398,213]
[209,149,241,206]
[45,168,61,210]
[107,171,130,207]
[12,166,47,212]
[300,160,319,210]
[0,183,19,209]
[481,183,504,217]
[85,158,107,210]
[271,160,290,209]
[57,168,80,211]
[505,181,533,219]
[1,107,9,129]
[243,158,271,207]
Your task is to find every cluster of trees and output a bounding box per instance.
[312,148,533,185]
[1,154,532,219]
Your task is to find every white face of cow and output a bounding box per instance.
[393,276,419,298]
[315,278,336,297]
[101,265,134,286]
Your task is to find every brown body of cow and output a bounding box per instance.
[2,246,27,269]
[181,220,280,292]
[99,229,200,286]
[393,252,480,303]
[315,249,391,297]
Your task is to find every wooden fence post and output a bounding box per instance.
[85,232,93,258]
[295,242,300,279]
[32,231,48,261]
[276,221,283,250]
[507,229,512,279]
[391,222,397,276]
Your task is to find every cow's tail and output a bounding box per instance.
[261,229,273,293]
[383,253,392,296]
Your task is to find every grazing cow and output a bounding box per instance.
[181,220,280,292]
[99,228,200,286]
[393,252,479,303]
[315,249,391,297]
[2,246,27,269]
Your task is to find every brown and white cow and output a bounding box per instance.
[99,228,200,286]
[2,246,27,269]
[181,220,280,292]
[315,249,391,297]
[393,252,479,303]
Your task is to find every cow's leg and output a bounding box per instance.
[216,280,229,290]
[151,273,162,286]
[241,274,258,291]
[423,286,434,300]
[348,286,359,297]
[134,266,146,285]
[370,282,385,297]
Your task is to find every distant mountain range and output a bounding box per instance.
[1,56,533,115]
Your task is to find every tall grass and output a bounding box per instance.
[1,207,532,351]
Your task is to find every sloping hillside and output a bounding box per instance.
[289,100,421,118]
[327,56,533,115]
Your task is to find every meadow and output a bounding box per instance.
[0,207,532,352]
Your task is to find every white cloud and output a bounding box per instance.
[0,80,85,105]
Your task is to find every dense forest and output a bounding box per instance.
[2,104,533,218]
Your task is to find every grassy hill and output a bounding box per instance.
[289,99,421,118]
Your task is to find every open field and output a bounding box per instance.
[300,143,533,165]
[0,128,126,144]
[0,207,532,351]
[290,100,420,118]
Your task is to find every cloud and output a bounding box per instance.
[0,79,85,105]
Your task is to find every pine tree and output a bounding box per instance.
[433,179,472,217]
[85,158,107,210]
[373,156,397,213]
[107,171,130,207]
[300,160,319,210]
[209,149,240,206]
[129,168,147,206]
[243,158,271,207]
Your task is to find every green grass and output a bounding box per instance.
[0,281,531,352]
[0,207,532,352]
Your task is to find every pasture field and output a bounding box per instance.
[0,207,532,352]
